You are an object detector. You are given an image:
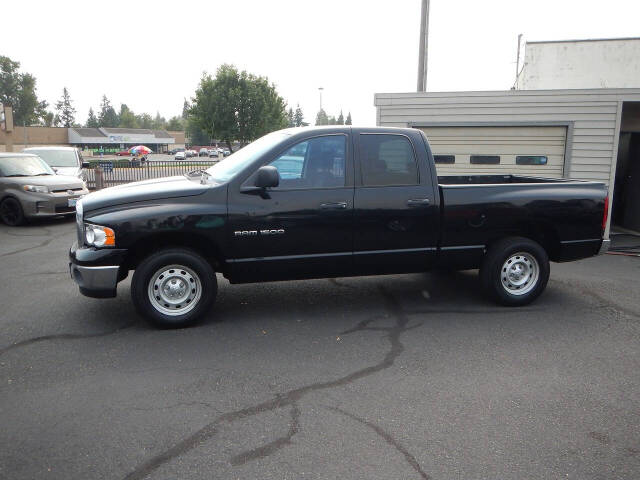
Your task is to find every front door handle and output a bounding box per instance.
[320,201,347,210]
[406,198,430,207]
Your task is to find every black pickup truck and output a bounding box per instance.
[69,126,609,327]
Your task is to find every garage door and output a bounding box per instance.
[418,126,567,178]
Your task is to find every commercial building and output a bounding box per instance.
[0,126,185,154]
[374,37,640,233]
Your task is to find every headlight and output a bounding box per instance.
[23,185,49,193]
[84,223,115,247]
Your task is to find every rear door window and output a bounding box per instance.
[359,134,418,186]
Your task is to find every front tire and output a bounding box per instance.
[131,248,217,328]
[0,197,25,226]
[480,237,550,306]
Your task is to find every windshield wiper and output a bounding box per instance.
[4,174,28,177]
[186,169,211,177]
[35,173,52,176]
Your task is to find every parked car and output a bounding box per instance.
[115,150,131,157]
[0,153,89,226]
[185,150,197,158]
[69,126,609,328]
[199,148,210,157]
[169,148,185,155]
[208,149,220,158]
[175,151,186,161]
[23,146,90,181]
[222,148,231,156]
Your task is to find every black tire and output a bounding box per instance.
[131,248,217,328]
[479,237,550,306]
[0,197,25,226]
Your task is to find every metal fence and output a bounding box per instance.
[85,159,219,189]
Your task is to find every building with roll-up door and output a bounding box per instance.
[374,38,640,234]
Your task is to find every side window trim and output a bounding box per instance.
[357,132,420,187]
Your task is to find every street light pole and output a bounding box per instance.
[318,87,324,111]
[417,0,430,92]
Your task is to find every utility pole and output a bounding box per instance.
[417,0,430,92]
[318,87,324,110]
[514,33,523,89]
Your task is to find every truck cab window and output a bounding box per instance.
[268,135,346,189]
[360,134,418,186]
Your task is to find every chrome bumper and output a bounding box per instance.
[69,263,119,298]
[598,239,611,255]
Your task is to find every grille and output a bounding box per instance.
[51,187,83,193]
[55,205,75,214]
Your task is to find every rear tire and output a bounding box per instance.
[131,248,217,328]
[480,237,550,306]
[0,197,25,226]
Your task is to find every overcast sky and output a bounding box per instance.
[4,0,640,127]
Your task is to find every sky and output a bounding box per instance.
[3,0,640,127]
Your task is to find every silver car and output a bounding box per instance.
[0,153,89,226]
[23,146,89,180]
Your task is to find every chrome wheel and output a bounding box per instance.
[500,252,539,296]
[148,264,201,316]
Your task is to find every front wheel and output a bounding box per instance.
[131,248,217,328]
[480,237,550,306]
[0,197,25,226]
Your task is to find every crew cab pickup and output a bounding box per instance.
[69,127,609,327]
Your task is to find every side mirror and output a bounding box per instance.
[255,166,279,188]
[81,161,90,168]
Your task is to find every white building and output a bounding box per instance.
[374,38,640,233]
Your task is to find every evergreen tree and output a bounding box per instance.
[315,109,328,126]
[327,116,337,125]
[42,111,56,127]
[153,111,166,129]
[86,108,99,128]
[337,110,344,125]
[182,99,190,119]
[345,112,352,125]
[294,104,304,127]
[166,116,184,131]
[287,107,294,128]
[98,95,118,127]
[54,87,76,127]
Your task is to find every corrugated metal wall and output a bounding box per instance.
[374,89,640,185]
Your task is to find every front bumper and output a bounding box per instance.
[19,188,89,218]
[69,242,128,298]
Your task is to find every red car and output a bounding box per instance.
[115,150,131,156]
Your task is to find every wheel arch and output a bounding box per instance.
[122,232,223,273]
[484,222,561,262]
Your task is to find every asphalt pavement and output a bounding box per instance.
[1,217,639,480]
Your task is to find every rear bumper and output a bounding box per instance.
[69,242,128,298]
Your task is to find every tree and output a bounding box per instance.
[136,113,154,129]
[166,116,184,131]
[42,111,58,127]
[337,110,344,125]
[98,95,119,127]
[0,55,48,125]
[190,64,288,150]
[185,118,210,145]
[287,107,294,128]
[54,87,76,127]
[152,112,166,130]
[345,112,352,125]
[294,104,304,127]
[118,104,138,128]
[182,99,190,119]
[315,109,329,126]
[86,108,99,128]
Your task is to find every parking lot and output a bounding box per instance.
[1,218,639,479]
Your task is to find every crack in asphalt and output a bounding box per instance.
[121,285,428,480]
[0,231,69,259]
[0,322,135,357]
[327,406,430,480]
[230,401,301,466]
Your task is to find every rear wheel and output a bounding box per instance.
[0,198,25,226]
[131,248,217,328]
[480,237,550,306]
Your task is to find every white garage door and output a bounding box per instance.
[419,126,567,178]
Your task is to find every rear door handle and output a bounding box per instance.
[406,198,430,207]
[320,201,347,210]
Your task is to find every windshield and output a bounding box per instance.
[205,132,290,182]
[26,149,78,167]
[0,156,55,177]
